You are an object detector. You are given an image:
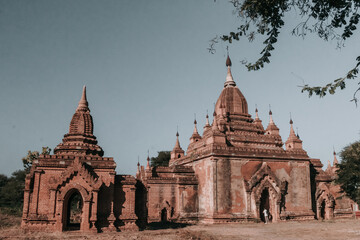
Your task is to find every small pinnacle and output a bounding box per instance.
[226,55,232,67]
[77,85,89,111]
[290,118,293,125]
[269,110,272,115]
[176,131,179,137]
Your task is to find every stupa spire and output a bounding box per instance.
[54,86,103,156]
[193,115,199,134]
[170,130,185,160]
[289,116,297,138]
[76,85,89,112]
[255,107,260,120]
[265,107,280,136]
[269,109,274,124]
[253,106,264,130]
[137,156,140,171]
[285,116,303,150]
[224,54,236,88]
[205,111,210,127]
[146,150,150,170]
[175,131,181,149]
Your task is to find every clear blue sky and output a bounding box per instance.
[1,0,359,176]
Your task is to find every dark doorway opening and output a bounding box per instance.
[65,191,83,231]
[161,208,168,222]
[259,188,270,223]
[320,200,326,219]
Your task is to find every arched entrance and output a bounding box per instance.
[259,188,270,223]
[64,190,83,231]
[161,208,168,222]
[320,199,326,219]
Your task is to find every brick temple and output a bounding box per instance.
[21,57,354,232]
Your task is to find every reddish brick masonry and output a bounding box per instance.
[22,58,355,232]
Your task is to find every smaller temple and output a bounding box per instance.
[310,150,353,220]
[22,86,137,232]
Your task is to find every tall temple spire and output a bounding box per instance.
[175,131,181,149]
[255,107,260,120]
[137,156,140,172]
[285,116,303,150]
[190,116,202,143]
[76,85,89,112]
[146,150,150,170]
[269,109,274,124]
[265,108,280,136]
[171,130,185,160]
[253,106,264,131]
[205,111,210,127]
[224,55,236,88]
[54,86,104,156]
[289,117,296,137]
[193,116,199,134]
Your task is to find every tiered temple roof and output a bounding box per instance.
[170,55,309,166]
[54,86,104,156]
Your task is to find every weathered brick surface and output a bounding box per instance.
[22,60,354,232]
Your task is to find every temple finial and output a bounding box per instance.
[226,54,232,67]
[289,115,296,137]
[255,104,259,120]
[224,53,236,87]
[137,156,140,172]
[269,105,273,124]
[193,114,198,134]
[205,110,210,126]
[146,150,150,169]
[174,129,181,149]
[77,85,89,111]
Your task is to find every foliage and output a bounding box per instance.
[335,140,360,205]
[22,147,51,172]
[211,0,360,101]
[0,170,26,211]
[0,147,51,215]
[150,151,171,167]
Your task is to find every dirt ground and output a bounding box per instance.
[1,218,360,240]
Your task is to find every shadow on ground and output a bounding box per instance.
[146,221,191,230]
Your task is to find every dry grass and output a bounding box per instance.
[1,217,360,240]
[0,210,21,230]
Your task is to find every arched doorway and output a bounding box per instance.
[259,188,270,223]
[64,190,83,231]
[161,208,167,222]
[320,199,326,220]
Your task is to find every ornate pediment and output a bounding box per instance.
[49,157,103,191]
[246,162,281,191]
